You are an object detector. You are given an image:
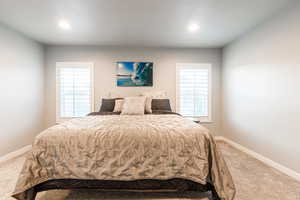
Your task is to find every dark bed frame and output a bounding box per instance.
[24,178,221,200]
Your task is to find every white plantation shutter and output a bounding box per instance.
[56,62,94,122]
[176,63,212,121]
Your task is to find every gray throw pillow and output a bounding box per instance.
[151,99,172,111]
[99,98,118,112]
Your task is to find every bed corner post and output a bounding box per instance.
[210,186,221,200]
[26,188,37,200]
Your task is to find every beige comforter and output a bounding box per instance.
[13,114,235,200]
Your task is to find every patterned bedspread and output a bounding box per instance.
[12,114,235,200]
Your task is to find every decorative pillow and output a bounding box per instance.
[99,98,123,112]
[113,99,124,112]
[144,96,153,113]
[151,99,172,111]
[141,91,167,113]
[121,97,146,115]
[99,98,116,112]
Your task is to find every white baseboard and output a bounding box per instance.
[215,136,300,182]
[0,145,32,164]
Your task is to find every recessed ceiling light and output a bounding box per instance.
[188,23,199,32]
[58,20,71,30]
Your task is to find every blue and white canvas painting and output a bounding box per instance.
[117,62,153,87]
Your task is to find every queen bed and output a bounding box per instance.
[12,110,235,200]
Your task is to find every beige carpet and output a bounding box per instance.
[0,141,299,200]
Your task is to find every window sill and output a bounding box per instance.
[184,117,213,124]
[199,120,213,124]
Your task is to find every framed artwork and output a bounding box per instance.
[117,62,153,87]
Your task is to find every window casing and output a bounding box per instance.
[56,62,94,122]
[176,63,212,122]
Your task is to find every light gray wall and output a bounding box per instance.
[45,46,222,135]
[222,2,300,173]
[0,24,44,156]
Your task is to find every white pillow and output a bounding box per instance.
[144,97,153,113]
[121,97,146,115]
[113,99,124,112]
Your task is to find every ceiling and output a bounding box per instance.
[0,0,294,47]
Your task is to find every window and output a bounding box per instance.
[56,62,94,122]
[176,63,212,122]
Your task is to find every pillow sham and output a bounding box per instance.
[99,98,116,112]
[144,97,153,113]
[141,91,167,113]
[99,98,123,112]
[121,97,146,115]
[113,99,124,112]
[151,99,172,112]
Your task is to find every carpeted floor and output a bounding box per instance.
[1,141,299,200]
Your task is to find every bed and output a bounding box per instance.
[12,112,235,200]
